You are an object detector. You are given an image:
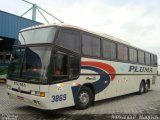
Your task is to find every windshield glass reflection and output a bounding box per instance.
[8,46,52,83]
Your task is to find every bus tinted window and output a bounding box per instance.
[53,53,68,76]
[57,29,80,53]
[21,47,52,82]
[138,51,145,64]
[82,34,100,57]
[51,52,68,82]
[19,27,56,44]
[102,40,116,59]
[150,54,154,65]
[145,53,150,65]
[129,48,137,63]
[118,44,128,61]
[124,46,128,61]
[69,55,80,79]
[153,55,157,66]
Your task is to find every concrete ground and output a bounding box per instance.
[0,77,160,120]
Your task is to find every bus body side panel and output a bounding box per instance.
[48,63,102,109]
[48,82,75,110]
[7,57,157,110]
[80,57,157,102]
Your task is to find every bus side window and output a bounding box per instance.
[51,52,68,82]
[69,55,80,79]
[53,53,68,76]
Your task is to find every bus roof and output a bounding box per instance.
[20,23,156,55]
[20,23,130,45]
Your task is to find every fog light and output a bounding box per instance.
[7,85,11,89]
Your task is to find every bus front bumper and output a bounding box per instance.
[7,89,51,110]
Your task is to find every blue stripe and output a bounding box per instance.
[81,66,110,94]
[71,86,80,104]
[71,66,111,104]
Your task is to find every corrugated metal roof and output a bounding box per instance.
[0,10,41,40]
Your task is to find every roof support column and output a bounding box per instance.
[32,4,37,21]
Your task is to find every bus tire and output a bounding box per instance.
[144,80,150,93]
[138,81,145,95]
[75,86,93,110]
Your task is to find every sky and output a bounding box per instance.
[0,0,160,64]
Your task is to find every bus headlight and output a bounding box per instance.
[31,90,40,96]
[30,90,45,97]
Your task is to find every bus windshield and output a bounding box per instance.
[8,46,52,83]
[19,27,57,45]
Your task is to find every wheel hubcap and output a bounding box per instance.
[79,92,89,105]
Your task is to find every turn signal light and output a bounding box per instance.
[40,92,45,97]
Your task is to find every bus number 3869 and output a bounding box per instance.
[51,94,67,102]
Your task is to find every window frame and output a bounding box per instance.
[138,50,145,64]
[102,39,117,60]
[8,44,53,85]
[145,52,151,65]
[117,43,129,62]
[49,47,81,84]
[153,55,157,66]
[129,47,138,63]
[82,32,101,58]
[68,54,81,80]
[55,26,157,67]
[56,27,81,53]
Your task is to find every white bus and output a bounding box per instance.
[7,24,157,110]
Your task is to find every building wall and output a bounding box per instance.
[0,10,41,40]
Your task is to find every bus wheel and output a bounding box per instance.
[75,86,93,109]
[138,81,145,95]
[144,81,150,93]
